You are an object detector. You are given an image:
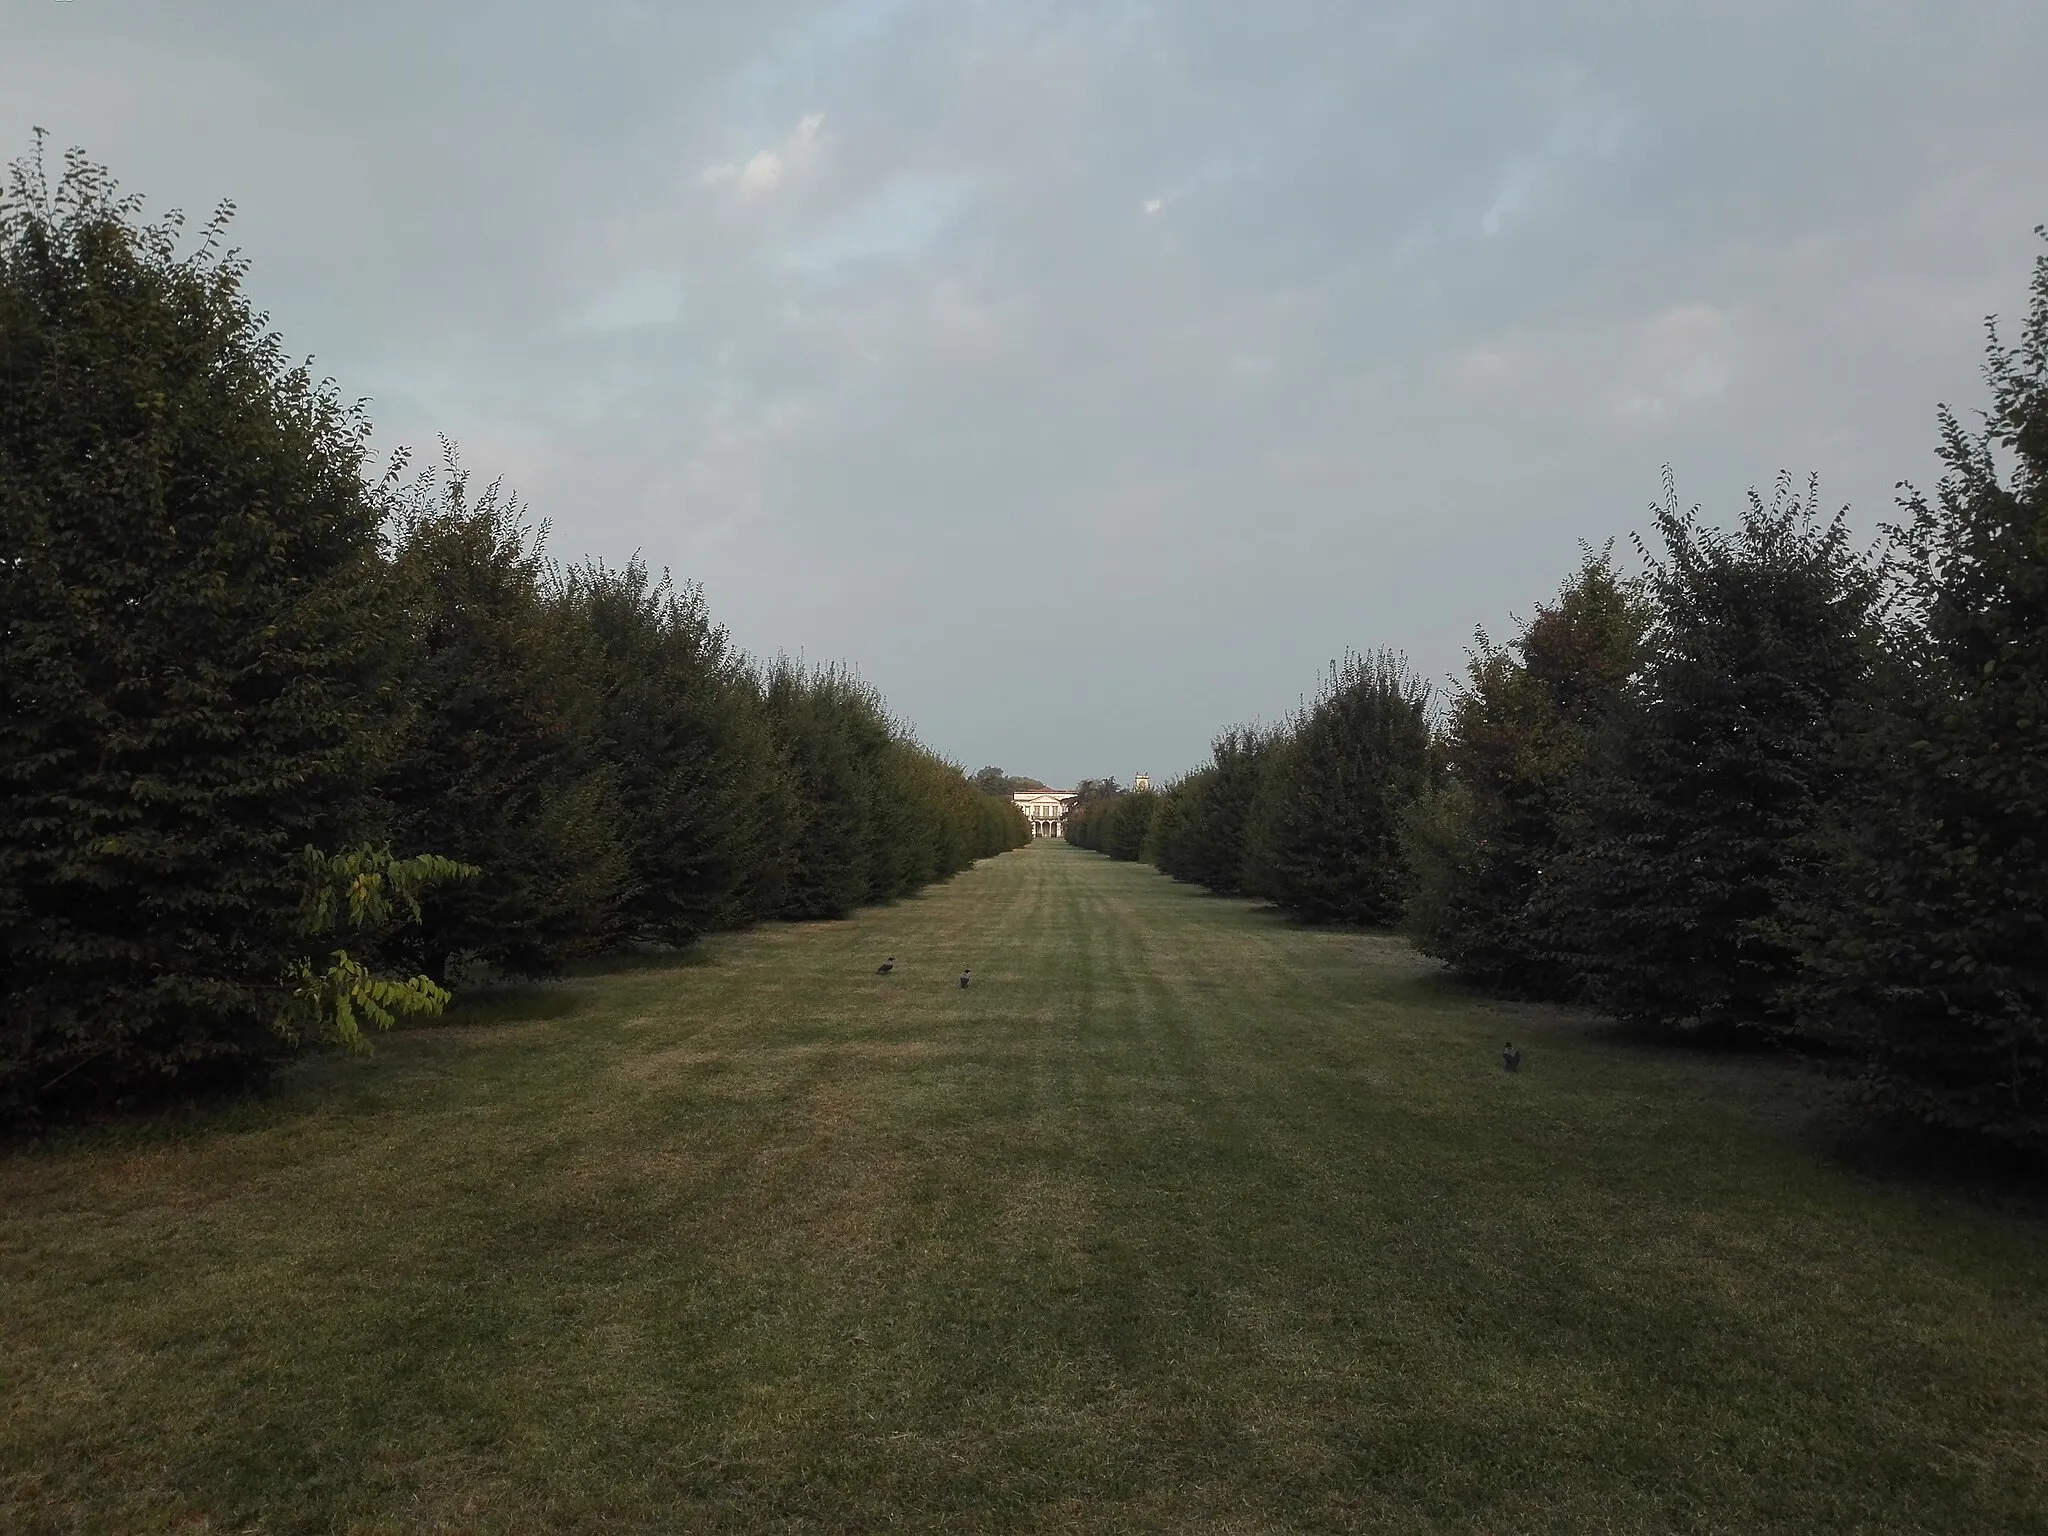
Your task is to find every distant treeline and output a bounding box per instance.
[1074,236,2048,1155]
[0,150,1026,1126]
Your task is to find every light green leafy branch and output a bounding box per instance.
[275,848,479,1051]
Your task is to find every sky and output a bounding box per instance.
[6,1,2047,787]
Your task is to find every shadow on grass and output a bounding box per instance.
[1806,1111,2048,1208]
[3,945,720,1156]
[429,984,586,1029]
[1442,978,2048,1203]
[2,1086,313,1158]
[3,1034,436,1155]
[408,943,715,1030]
[564,944,715,978]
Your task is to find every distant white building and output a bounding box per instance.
[1133,773,1150,792]
[1013,790,1077,838]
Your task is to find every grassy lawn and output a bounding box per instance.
[4,841,2045,1533]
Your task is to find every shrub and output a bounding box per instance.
[762,663,891,920]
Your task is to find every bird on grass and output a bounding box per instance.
[959,968,972,989]
[1502,1041,1523,1073]
[876,957,895,975]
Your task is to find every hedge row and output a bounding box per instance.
[1084,236,2048,1154]
[0,150,1026,1125]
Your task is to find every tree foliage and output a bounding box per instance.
[1067,235,2048,1160]
[1530,477,1886,1040]
[1143,775,1194,871]
[380,466,630,982]
[1066,785,1149,860]
[1069,778,1121,811]
[1149,727,1277,895]
[1243,652,1433,925]
[0,144,402,1119]
[1106,787,1158,861]
[563,558,788,945]
[1404,553,1648,996]
[971,766,1047,796]
[274,847,476,1050]
[1803,237,2048,1147]
[763,663,1026,920]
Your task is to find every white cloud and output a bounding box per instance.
[1143,197,1163,215]
[739,149,785,191]
[703,112,825,196]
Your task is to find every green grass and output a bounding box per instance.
[4,842,2045,1533]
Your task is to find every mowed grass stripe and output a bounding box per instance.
[3,840,2045,1533]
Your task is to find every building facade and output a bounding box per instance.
[1013,790,1077,838]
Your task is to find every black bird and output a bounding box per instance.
[959,968,972,989]
[876,957,895,974]
[1502,1041,1523,1073]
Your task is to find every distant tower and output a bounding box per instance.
[1133,772,1150,792]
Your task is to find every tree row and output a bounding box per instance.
[0,150,1027,1126]
[1074,237,2048,1154]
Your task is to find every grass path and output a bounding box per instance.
[4,842,2046,1533]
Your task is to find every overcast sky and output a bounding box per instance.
[7,1,2046,786]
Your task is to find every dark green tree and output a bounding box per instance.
[380,466,628,981]
[862,735,931,903]
[970,766,1046,797]
[562,558,788,945]
[1244,652,1433,925]
[886,742,1028,884]
[978,785,1033,856]
[1146,771,1204,878]
[0,147,401,1119]
[1105,787,1158,862]
[1805,238,2048,1147]
[1151,726,1275,895]
[763,664,1024,916]
[1065,797,1104,851]
[1533,475,1886,1040]
[763,662,889,920]
[1403,553,1648,996]
[1064,779,1123,853]
[1070,777,1121,809]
